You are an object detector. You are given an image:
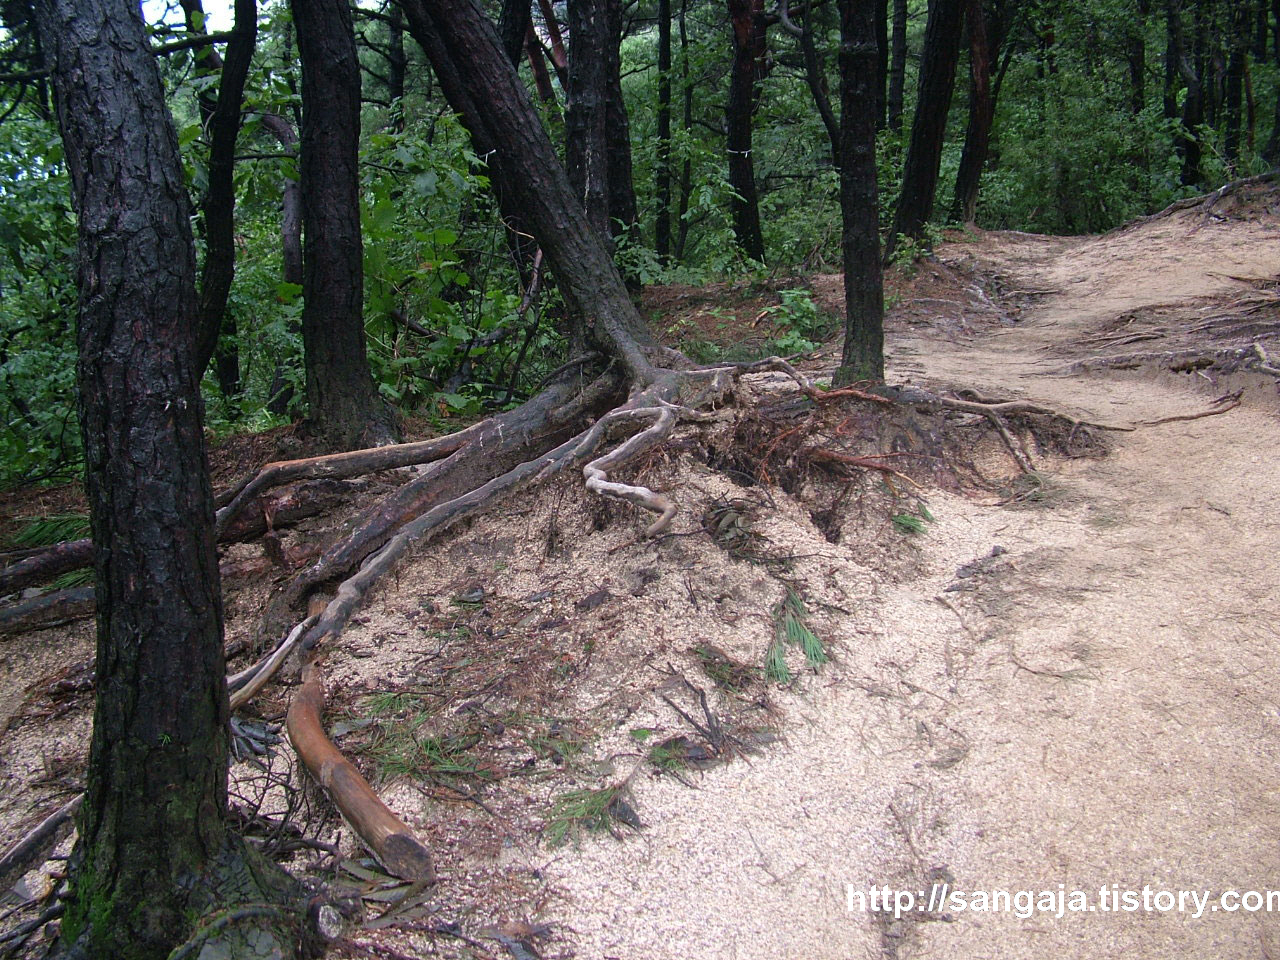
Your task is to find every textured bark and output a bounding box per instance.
[395,0,659,380]
[835,0,885,383]
[566,0,611,235]
[604,0,638,243]
[182,0,257,399]
[291,0,395,450]
[875,0,888,128]
[887,0,964,257]
[887,0,906,130]
[726,0,768,261]
[951,0,996,224]
[656,0,673,259]
[32,1,299,956]
[498,0,531,63]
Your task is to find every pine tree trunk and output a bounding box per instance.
[887,0,964,257]
[836,0,885,383]
[951,0,995,224]
[32,1,300,955]
[566,0,611,235]
[887,0,907,130]
[656,0,673,260]
[726,0,768,262]
[292,0,395,450]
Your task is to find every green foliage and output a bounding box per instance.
[891,502,935,535]
[9,512,90,548]
[544,785,629,847]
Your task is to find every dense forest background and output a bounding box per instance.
[0,0,1272,484]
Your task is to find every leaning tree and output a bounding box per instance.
[31,0,304,956]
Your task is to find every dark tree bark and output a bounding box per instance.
[835,0,885,383]
[726,0,769,262]
[565,0,637,244]
[780,0,841,168]
[887,0,965,257]
[526,22,560,104]
[31,0,300,956]
[604,0,638,243]
[1163,0,1181,120]
[1264,0,1280,165]
[1175,0,1206,186]
[887,0,907,130]
[499,0,532,62]
[181,0,257,403]
[656,0,674,260]
[875,0,888,128]
[1224,2,1248,170]
[565,0,612,236]
[951,0,997,223]
[675,0,695,260]
[291,0,395,449]
[395,0,659,380]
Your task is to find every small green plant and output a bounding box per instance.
[891,502,936,535]
[764,638,792,684]
[50,567,94,589]
[774,588,827,668]
[544,785,631,846]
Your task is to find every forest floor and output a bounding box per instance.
[2,190,1280,960]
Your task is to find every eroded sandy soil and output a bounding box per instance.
[1,199,1279,960]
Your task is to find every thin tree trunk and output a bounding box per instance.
[875,0,888,129]
[182,0,257,402]
[1266,0,1280,165]
[675,0,694,260]
[396,0,659,381]
[951,0,995,224]
[32,0,299,955]
[726,0,768,262]
[656,0,673,260]
[605,0,638,245]
[1224,3,1248,170]
[526,22,559,105]
[887,0,965,257]
[566,0,611,236]
[537,0,569,84]
[291,0,395,449]
[781,0,841,168]
[835,0,884,383]
[887,0,907,130]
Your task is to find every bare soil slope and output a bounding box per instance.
[544,206,1280,959]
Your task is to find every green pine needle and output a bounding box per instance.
[10,513,89,548]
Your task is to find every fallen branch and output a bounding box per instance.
[286,660,434,883]
[1139,392,1242,426]
[228,613,319,710]
[0,795,81,894]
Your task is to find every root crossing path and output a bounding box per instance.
[546,215,1280,959]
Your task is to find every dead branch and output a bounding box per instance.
[581,403,680,536]
[1,478,360,598]
[1139,392,1242,426]
[286,660,434,883]
[228,613,319,711]
[0,795,81,894]
[0,586,94,635]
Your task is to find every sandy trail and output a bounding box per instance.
[546,214,1280,958]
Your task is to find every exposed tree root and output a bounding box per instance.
[286,659,434,883]
[1069,343,1279,379]
[0,477,363,598]
[1112,171,1280,234]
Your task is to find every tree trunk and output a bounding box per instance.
[566,0,611,236]
[656,0,673,260]
[875,0,888,129]
[1265,0,1280,165]
[726,0,768,262]
[1224,3,1248,170]
[675,0,695,261]
[781,0,841,168]
[32,0,300,955]
[887,0,907,130]
[291,0,396,449]
[1163,0,1180,120]
[396,0,659,381]
[887,0,964,257]
[604,0,638,244]
[951,0,996,224]
[182,0,257,403]
[836,0,885,383]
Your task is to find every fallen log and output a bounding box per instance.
[0,478,357,598]
[0,795,81,894]
[287,659,434,883]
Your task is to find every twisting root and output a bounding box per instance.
[581,403,680,536]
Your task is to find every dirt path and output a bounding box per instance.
[545,213,1280,958]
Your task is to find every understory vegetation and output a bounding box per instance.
[0,0,1272,487]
